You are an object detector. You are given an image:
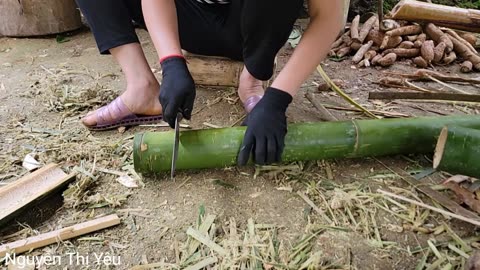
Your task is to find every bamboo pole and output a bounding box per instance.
[133,115,480,173]
[389,0,480,33]
[433,126,480,178]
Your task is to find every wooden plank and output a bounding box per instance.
[0,214,121,257]
[0,163,77,224]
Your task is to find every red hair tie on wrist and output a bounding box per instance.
[159,54,185,63]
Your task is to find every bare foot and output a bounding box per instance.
[81,79,162,127]
[238,66,264,104]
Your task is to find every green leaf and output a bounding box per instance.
[56,35,70,44]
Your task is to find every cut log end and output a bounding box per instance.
[433,126,449,170]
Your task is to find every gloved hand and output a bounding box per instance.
[237,87,292,166]
[159,55,196,128]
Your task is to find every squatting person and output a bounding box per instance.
[75,0,344,166]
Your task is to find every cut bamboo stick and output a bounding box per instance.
[389,0,480,33]
[369,92,480,103]
[434,126,480,179]
[133,115,480,173]
[0,214,121,257]
[378,189,480,227]
[0,163,77,225]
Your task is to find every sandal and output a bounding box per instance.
[83,97,163,131]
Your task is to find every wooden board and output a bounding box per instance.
[0,163,76,224]
[0,214,121,257]
[0,0,82,37]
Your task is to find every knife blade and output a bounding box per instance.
[170,112,182,180]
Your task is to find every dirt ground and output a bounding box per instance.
[1,21,480,270]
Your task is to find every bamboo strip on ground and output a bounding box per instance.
[0,163,77,225]
[434,126,480,179]
[0,214,121,257]
[378,190,480,227]
[134,115,480,173]
[369,92,480,102]
[305,92,338,122]
[375,161,480,223]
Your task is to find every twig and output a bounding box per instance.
[296,191,333,224]
[230,114,246,127]
[378,189,480,227]
[425,74,470,94]
[305,92,338,121]
[369,92,480,103]
[374,159,480,222]
[323,104,410,118]
[404,80,435,93]
[316,65,379,119]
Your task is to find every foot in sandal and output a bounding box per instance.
[81,80,163,131]
[238,66,265,113]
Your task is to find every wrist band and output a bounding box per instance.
[159,54,185,63]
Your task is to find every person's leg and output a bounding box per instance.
[221,0,303,109]
[75,0,161,128]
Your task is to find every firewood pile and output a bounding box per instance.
[330,15,479,73]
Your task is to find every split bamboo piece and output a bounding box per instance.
[389,0,480,33]
[434,126,480,178]
[0,214,121,257]
[0,163,77,225]
[133,115,480,173]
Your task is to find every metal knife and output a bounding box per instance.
[170,112,182,180]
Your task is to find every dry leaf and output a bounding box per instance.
[22,153,42,171]
[116,174,139,188]
[442,175,471,184]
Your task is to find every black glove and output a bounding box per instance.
[159,56,196,128]
[237,87,292,166]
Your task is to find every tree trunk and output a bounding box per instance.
[0,0,82,37]
[133,115,480,173]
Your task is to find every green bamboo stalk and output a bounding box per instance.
[133,115,480,173]
[433,126,480,178]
